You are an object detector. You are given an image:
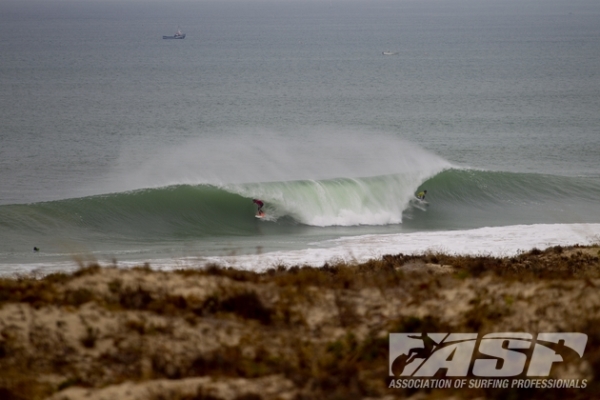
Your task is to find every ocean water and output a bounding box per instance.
[1,0,600,275]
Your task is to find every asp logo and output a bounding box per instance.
[389,333,588,377]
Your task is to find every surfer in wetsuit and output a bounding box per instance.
[253,199,264,214]
[417,190,427,200]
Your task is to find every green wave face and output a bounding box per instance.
[403,169,600,230]
[1,169,599,261]
[0,173,427,241]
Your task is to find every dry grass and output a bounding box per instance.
[0,245,599,399]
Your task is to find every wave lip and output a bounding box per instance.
[229,172,438,227]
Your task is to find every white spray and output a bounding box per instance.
[100,127,452,226]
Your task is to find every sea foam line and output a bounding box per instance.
[2,224,599,276]
[197,223,600,271]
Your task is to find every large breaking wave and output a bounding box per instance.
[2,169,599,243]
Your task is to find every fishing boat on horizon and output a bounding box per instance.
[163,27,186,39]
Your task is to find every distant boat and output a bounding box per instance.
[382,51,398,56]
[163,28,186,40]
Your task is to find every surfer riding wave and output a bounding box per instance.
[253,199,265,217]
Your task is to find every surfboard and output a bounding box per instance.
[255,212,265,219]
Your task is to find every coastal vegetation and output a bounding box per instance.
[0,245,599,399]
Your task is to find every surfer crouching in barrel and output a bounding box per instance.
[253,199,264,215]
[417,190,427,200]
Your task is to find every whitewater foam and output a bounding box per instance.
[197,223,600,271]
[3,224,598,277]
[228,174,423,226]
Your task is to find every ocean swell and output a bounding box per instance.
[1,169,599,245]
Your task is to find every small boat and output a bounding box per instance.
[163,28,186,40]
[382,51,398,56]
